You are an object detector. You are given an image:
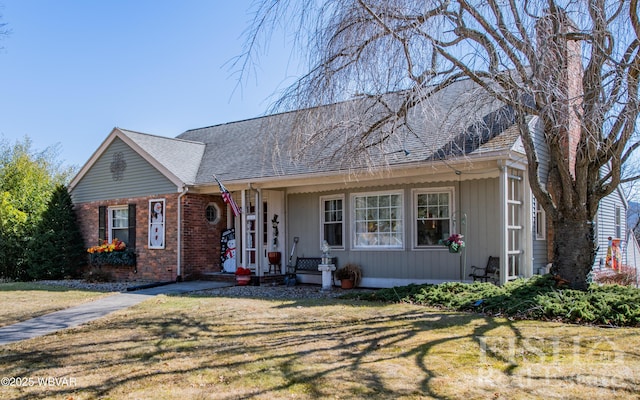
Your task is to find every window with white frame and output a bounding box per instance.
[353,191,403,248]
[534,197,546,240]
[615,206,621,238]
[415,188,453,247]
[321,195,344,248]
[108,206,129,244]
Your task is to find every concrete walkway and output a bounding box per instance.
[0,281,232,346]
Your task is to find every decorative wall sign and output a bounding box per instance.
[110,152,127,181]
[221,228,237,273]
[149,199,166,249]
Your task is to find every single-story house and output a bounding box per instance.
[68,75,629,287]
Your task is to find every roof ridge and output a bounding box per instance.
[117,127,205,145]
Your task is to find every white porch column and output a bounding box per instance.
[240,189,247,268]
[522,169,534,278]
[499,161,508,285]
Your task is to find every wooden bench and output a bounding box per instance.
[291,257,337,276]
[469,256,500,284]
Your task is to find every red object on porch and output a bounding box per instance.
[235,266,252,285]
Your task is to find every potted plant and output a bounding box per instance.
[235,266,252,285]
[87,238,136,267]
[439,233,465,253]
[335,263,362,289]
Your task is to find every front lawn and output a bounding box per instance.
[0,290,638,399]
[0,282,113,327]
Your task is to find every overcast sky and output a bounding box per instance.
[0,1,302,167]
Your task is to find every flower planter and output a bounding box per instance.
[236,275,251,286]
[89,251,136,267]
[87,239,136,267]
[235,266,252,286]
[267,252,281,265]
[340,279,354,289]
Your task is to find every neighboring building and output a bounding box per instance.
[68,79,628,287]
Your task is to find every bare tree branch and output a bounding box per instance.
[239,0,640,287]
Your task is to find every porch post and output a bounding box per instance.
[499,161,508,285]
[522,168,533,278]
[240,189,247,268]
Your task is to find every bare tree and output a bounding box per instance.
[240,0,640,289]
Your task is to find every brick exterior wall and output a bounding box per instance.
[75,193,227,282]
[181,194,227,280]
[536,11,583,177]
[536,11,583,263]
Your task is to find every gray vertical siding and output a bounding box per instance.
[530,118,550,273]
[460,178,501,274]
[71,138,178,203]
[286,178,501,283]
[595,190,627,268]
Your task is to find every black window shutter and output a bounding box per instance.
[98,206,106,243]
[128,203,136,250]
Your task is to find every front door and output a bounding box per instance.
[261,190,285,275]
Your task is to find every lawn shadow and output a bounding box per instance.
[1,291,638,399]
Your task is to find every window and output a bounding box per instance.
[353,191,403,248]
[149,199,165,249]
[534,197,546,240]
[108,206,129,245]
[615,206,621,238]
[321,195,344,248]
[205,203,220,224]
[414,188,453,247]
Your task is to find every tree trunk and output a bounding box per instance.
[551,217,596,290]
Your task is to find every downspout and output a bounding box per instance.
[177,185,189,281]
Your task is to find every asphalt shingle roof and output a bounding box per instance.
[175,78,523,184]
[118,129,206,185]
[70,79,526,192]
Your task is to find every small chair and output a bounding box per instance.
[469,256,500,284]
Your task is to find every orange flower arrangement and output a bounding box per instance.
[87,238,126,254]
[87,238,135,267]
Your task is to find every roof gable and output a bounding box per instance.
[70,128,205,191]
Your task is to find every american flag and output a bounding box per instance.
[214,175,241,217]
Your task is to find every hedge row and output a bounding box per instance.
[351,275,640,327]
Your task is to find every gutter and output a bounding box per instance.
[195,150,522,192]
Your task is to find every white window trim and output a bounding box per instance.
[412,187,455,249]
[351,189,404,250]
[149,199,166,249]
[320,194,345,250]
[534,198,546,240]
[615,205,622,239]
[107,205,128,243]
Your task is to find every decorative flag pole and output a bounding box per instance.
[213,175,241,217]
